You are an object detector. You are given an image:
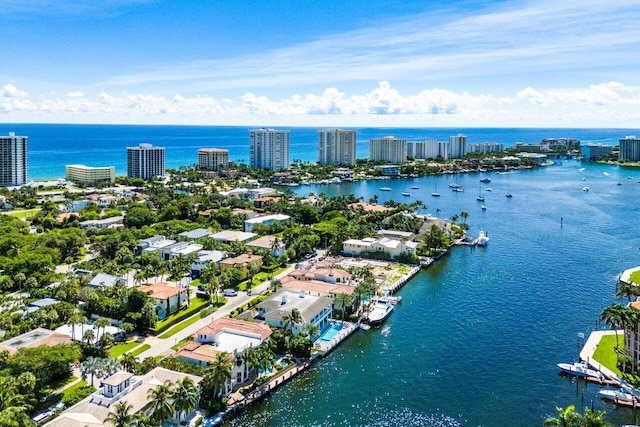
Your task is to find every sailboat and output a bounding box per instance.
[506,186,513,198]
[476,187,484,202]
[432,183,440,197]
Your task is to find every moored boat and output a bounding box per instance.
[367,297,394,325]
[557,361,600,378]
[380,187,392,191]
[477,230,489,246]
[599,388,635,403]
[402,192,411,196]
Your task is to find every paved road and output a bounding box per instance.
[137,265,295,359]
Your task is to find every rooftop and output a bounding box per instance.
[210,230,257,242]
[138,283,186,300]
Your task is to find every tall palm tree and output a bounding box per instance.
[600,303,626,347]
[172,377,198,423]
[132,412,155,427]
[283,308,303,334]
[302,323,320,340]
[543,405,581,427]
[105,401,133,427]
[334,293,353,320]
[94,317,112,343]
[147,380,175,425]
[616,280,639,303]
[81,356,104,387]
[205,353,233,397]
[120,352,139,373]
[269,278,282,293]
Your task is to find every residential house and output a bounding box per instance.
[177,317,272,393]
[244,214,290,233]
[220,253,263,279]
[210,230,257,243]
[79,216,124,230]
[246,235,286,257]
[190,250,226,278]
[280,276,354,298]
[178,228,213,242]
[44,367,202,427]
[138,283,189,320]
[89,273,125,289]
[0,328,73,355]
[160,241,203,261]
[342,237,417,258]
[256,290,333,335]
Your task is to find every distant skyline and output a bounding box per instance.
[1,0,640,128]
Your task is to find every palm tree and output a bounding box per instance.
[205,353,233,397]
[94,317,111,343]
[334,293,352,320]
[147,380,175,425]
[616,280,639,303]
[599,303,625,347]
[83,329,96,346]
[302,323,320,340]
[120,352,139,373]
[580,408,611,427]
[283,308,303,334]
[132,413,155,427]
[105,401,133,427]
[172,377,198,423]
[269,278,282,293]
[543,405,581,426]
[81,356,104,387]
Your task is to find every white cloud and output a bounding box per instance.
[67,91,84,98]
[2,81,640,128]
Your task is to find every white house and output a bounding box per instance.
[177,317,272,394]
[160,242,203,261]
[256,290,333,335]
[44,367,202,427]
[244,214,290,233]
[342,237,417,258]
[138,283,189,320]
[89,273,125,289]
[246,235,286,257]
[190,250,226,277]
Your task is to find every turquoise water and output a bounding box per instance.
[319,323,343,343]
[1,123,637,180]
[227,160,640,426]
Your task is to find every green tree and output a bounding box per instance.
[147,380,175,425]
[543,405,581,427]
[283,308,303,334]
[172,377,198,423]
[334,292,353,320]
[205,353,233,397]
[104,401,133,427]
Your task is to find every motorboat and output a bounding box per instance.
[480,177,491,183]
[557,361,600,378]
[476,195,485,201]
[411,185,419,189]
[599,388,635,403]
[402,192,411,196]
[367,297,394,325]
[477,230,489,246]
[453,187,464,192]
[380,187,392,191]
[582,186,589,192]
[481,205,487,210]
[486,188,492,192]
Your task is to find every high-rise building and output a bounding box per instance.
[449,134,467,159]
[467,142,505,154]
[407,139,446,159]
[580,143,613,161]
[619,136,640,163]
[0,132,28,187]
[198,148,229,171]
[65,165,115,185]
[127,143,165,179]
[249,129,290,170]
[318,129,356,166]
[369,136,407,164]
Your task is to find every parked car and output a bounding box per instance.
[223,289,238,297]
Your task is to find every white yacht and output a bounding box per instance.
[367,297,394,326]
[477,230,489,246]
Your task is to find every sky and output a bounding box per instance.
[1,0,640,128]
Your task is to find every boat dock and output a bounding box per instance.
[386,266,421,293]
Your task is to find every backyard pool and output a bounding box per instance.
[318,322,343,342]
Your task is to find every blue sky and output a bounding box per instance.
[1,0,639,127]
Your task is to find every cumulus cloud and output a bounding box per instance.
[1,81,640,127]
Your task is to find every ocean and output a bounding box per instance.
[0,123,637,180]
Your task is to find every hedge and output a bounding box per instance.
[151,297,209,335]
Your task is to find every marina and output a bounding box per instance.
[231,159,640,427]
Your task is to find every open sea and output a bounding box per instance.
[3,124,640,426]
[0,123,637,181]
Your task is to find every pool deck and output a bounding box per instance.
[314,320,358,356]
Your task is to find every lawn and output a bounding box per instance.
[108,340,140,357]
[130,344,150,357]
[171,336,193,351]
[592,333,624,376]
[5,208,41,218]
[158,315,202,339]
[61,380,92,398]
[630,270,640,285]
[153,296,209,333]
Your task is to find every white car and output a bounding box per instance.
[223,289,238,297]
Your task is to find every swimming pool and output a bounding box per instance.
[318,322,343,342]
